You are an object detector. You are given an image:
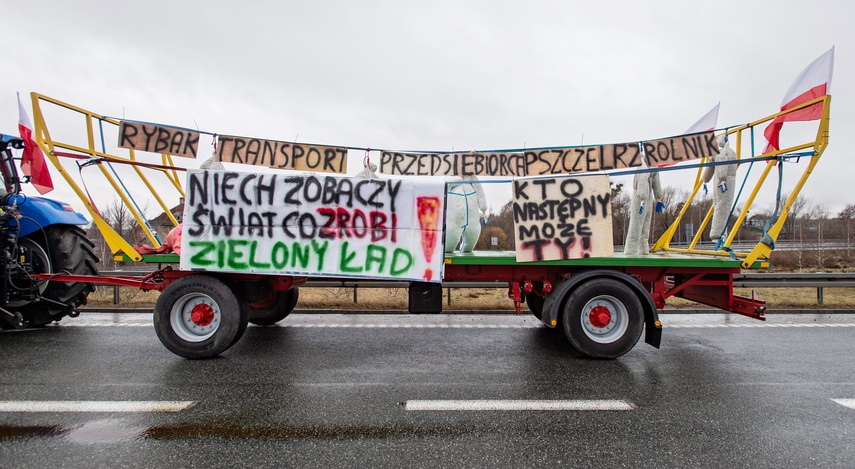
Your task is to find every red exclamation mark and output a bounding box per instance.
[416,196,440,280]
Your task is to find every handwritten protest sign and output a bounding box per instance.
[379,151,527,177]
[379,131,717,177]
[641,132,719,167]
[512,175,613,262]
[180,170,446,282]
[118,122,200,159]
[523,144,641,176]
[217,136,348,174]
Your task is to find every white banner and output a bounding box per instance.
[180,170,447,282]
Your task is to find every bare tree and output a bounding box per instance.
[838,204,855,219]
[86,221,111,270]
[475,226,511,250]
[653,187,687,242]
[611,191,630,246]
[808,203,830,269]
[85,199,134,270]
[101,198,135,240]
[838,204,855,268]
[482,201,515,249]
[781,193,808,240]
[87,198,150,269]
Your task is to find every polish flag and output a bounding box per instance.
[684,102,719,134]
[17,93,54,194]
[764,47,834,153]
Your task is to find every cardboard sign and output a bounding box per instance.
[378,131,717,176]
[642,132,719,166]
[524,144,642,176]
[512,175,613,262]
[379,151,526,177]
[180,170,446,282]
[118,121,200,158]
[217,136,347,174]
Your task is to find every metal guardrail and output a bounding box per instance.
[732,273,855,288]
[732,273,855,304]
[285,273,855,305]
[95,271,855,306]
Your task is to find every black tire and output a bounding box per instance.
[153,275,248,359]
[560,278,644,359]
[248,288,299,326]
[525,292,544,320]
[4,225,98,327]
[221,278,250,349]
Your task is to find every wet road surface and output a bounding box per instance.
[1,312,854,467]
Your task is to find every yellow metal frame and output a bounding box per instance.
[651,96,831,268]
[28,92,830,268]
[30,93,187,262]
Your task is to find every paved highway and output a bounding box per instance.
[1,312,854,467]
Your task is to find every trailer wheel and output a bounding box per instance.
[154,275,248,359]
[4,225,98,327]
[525,293,544,320]
[561,278,643,359]
[248,288,299,326]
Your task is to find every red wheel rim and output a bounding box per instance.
[588,305,612,329]
[190,303,215,327]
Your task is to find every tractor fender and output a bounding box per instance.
[541,269,661,349]
[6,194,89,238]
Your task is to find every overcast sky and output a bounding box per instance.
[3,0,853,218]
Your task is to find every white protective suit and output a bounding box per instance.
[444,176,487,253]
[702,134,737,241]
[200,152,225,171]
[353,162,379,179]
[624,168,663,255]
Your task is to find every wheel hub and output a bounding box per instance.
[190,303,215,327]
[588,305,612,328]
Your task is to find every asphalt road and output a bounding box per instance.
[1,312,854,468]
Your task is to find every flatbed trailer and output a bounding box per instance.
[43,250,766,359]
[25,81,829,359]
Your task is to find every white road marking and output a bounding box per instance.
[666,323,855,329]
[832,399,855,409]
[285,323,545,328]
[47,323,152,327]
[54,323,546,329]
[0,400,196,413]
[405,399,635,411]
[45,322,855,329]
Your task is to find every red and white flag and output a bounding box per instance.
[684,102,719,134]
[654,103,720,168]
[17,93,53,195]
[764,47,834,153]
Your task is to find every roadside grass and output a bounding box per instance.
[85,284,855,310]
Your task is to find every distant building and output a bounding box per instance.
[149,197,183,240]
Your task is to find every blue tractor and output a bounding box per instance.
[0,133,98,328]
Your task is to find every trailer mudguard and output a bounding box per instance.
[541,269,662,349]
[6,194,89,238]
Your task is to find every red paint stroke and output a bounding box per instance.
[417,196,441,279]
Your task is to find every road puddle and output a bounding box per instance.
[0,419,144,444]
[0,424,68,439]
[1,419,464,442]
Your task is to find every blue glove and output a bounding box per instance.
[719,181,728,193]
[703,184,708,195]
[656,201,665,213]
[638,202,644,214]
